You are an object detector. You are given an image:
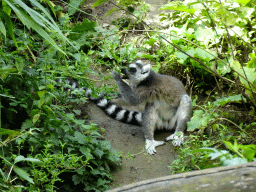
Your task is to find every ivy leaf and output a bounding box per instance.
[94,148,104,158]
[72,174,82,185]
[187,110,213,131]
[97,178,107,187]
[213,94,244,107]
[80,147,93,159]
[73,109,81,115]
[91,169,101,175]
[101,140,111,150]
[74,131,87,144]
[70,19,96,39]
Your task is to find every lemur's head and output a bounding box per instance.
[122,60,151,86]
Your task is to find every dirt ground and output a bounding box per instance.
[82,0,179,189]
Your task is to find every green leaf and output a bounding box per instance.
[94,148,104,158]
[247,53,256,68]
[28,0,74,47]
[0,19,6,37]
[187,110,213,131]
[73,109,81,115]
[127,6,135,13]
[222,157,247,166]
[235,0,251,6]
[14,156,25,163]
[14,156,42,164]
[236,67,256,98]
[0,66,17,80]
[97,178,107,186]
[4,0,66,54]
[80,147,93,159]
[21,120,34,130]
[32,113,40,124]
[0,9,17,47]
[13,166,34,184]
[195,147,228,160]
[71,18,96,33]
[213,94,244,107]
[42,0,56,16]
[240,145,256,161]
[217,60,231,75]
[101,140,111,150]
[92,0,105,8]
[2,1,11,15]
[38,98,45,108]
[0,128,20,136]
[91,169,101,175]
[15,57,24,73]
[74,131,87,144]
[37,90,46,98]
[224,140,239,153]
[0,156,12,166]
[145,38,156,47]
[159,4,196,14]
[68,0,84,15]
[73,174,82,185]
[105,7,117,17]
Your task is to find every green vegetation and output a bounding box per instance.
[1,0,256,191]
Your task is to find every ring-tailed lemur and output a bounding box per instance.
[56,60,192,155]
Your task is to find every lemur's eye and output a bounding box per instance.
[129,67,137,73]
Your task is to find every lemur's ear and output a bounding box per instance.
[141,64,151,74]
[135,60,143,64]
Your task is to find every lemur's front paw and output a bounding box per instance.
[112,71,121,81]
[165,132,184,146]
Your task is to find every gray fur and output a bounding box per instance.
[112,60,192,155]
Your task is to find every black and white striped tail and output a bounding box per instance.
[56,78,142,126]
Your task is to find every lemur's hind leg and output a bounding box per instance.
[165,94,192,146]
[143,103,165,155]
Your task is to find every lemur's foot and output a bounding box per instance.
[145,139,165,155]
